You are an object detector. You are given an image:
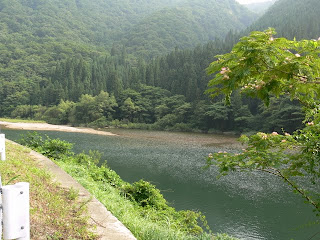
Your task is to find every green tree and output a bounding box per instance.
[43,100,74,124]
[204,101,231,131]
[120,97,140,122]
[206,29,320,217]
[95,91,118,120]
[69,94,100,124]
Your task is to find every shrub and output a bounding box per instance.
[20,132,73,160]
[89,165,124,188]
[87,116,110,128]
[154,114,179,129]
[41,138,73,159]
[19,131,44,149]
[121,180,168,209]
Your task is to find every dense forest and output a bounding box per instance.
[0,0,318,134]
[248,0,320,39]
[122,0,257,58]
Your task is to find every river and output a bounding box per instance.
[2,128,318,240]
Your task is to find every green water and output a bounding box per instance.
[2,128,319,239]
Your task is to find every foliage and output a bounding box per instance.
[40,37,308,133]
[206,29,320,218]
[207,28,320,106]
[122,180,168,209]
[19,131,73,159]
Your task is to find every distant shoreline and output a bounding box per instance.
[0,121,117,136]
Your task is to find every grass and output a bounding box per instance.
[0,141,97,239]
[0,118,46,123]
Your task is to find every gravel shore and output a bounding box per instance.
[0,121,117,136]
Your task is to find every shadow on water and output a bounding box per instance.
[2,128,319,240]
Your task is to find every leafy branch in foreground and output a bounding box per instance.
[206,28,320,106]
[206,29,320,217]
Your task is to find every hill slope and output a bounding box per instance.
[0,0,257,113]
[123,0,257,58]
[248,0,320,39]
[243,0,276,14]
[0,0,257,63]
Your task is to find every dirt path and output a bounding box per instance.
[0,121,117,136]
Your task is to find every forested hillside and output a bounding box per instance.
[0,0,318,134]
[0,0,183,47]
[248,0,320,39]
[122,0,257,58]
[0,0,256,119]
[6,36,304,134]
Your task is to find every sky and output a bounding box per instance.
[236,0,272,4]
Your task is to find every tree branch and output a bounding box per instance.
[258,57,320,84]
[308,230,320,240]
[260,167,319,212]
[258,168,282,178]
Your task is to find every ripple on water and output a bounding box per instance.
[2,128,319,240]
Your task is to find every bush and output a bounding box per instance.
[87,116,110,128]
[154,114,179,129]
[41,138,73,159]
[90,165,124,188]
[10,105,47,120]
[73,152,99,166]
[121,180,168,209]
[43,106,65,124]
[20,132,73,160]
[19,131,44,149]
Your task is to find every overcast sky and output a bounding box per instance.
[236,0,272,4]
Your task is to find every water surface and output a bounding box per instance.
[2,128,318,239]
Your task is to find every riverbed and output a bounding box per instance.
[1,126,318,240]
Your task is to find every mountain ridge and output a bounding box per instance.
[243,0,276,14]
[248,0,320,39]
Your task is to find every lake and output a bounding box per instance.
[2,128,318,240]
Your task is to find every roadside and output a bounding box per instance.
[2,139,136,240]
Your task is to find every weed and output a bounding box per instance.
[67,187,79,200]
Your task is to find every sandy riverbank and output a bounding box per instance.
[0,121,117,136]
